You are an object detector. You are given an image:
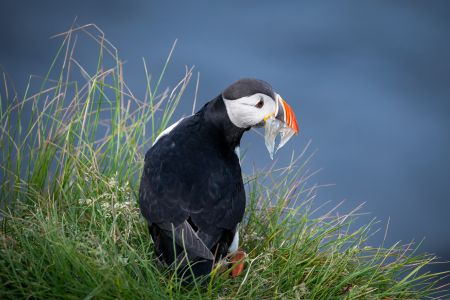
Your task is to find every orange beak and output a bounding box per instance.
[276,96,299,134]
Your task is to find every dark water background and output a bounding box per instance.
[1,0,450,279]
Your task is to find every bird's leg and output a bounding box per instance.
[229,249,246,277]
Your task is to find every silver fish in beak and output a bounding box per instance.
[264,94,299,159]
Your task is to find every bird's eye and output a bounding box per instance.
[255,98,264,109]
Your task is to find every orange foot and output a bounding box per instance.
[230,250,246,277]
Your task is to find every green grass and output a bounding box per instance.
[0,24,448,299]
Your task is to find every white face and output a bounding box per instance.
[223,93,278,128]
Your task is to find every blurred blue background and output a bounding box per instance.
[1,0,449,277]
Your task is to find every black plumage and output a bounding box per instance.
[139,94,249,277]
[222,78,275,100]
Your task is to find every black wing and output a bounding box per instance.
[139,113,245,261]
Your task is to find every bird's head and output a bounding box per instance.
[222,78,299,158]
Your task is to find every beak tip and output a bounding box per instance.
[293,123,299,135]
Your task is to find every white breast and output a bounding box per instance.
[228,225,239,253]
[234,146,241,165]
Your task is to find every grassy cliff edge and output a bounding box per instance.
[0,25,448,299]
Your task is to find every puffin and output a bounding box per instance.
[139,78,299,279]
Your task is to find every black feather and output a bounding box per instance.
[222,78,275,100]
[139,95,246,276]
